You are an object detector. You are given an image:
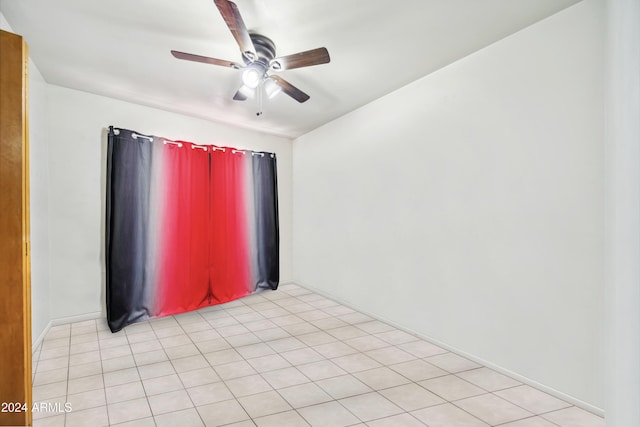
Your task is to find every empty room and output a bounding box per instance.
[0,0,638,426]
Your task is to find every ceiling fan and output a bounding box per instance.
[171,0,330,105]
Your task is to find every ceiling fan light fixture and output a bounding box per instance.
[242,66,263,89]
[264,77,282,99]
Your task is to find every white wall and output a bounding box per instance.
[46,85,293,320]
[604,0,640,425]
[293,0,604,410]
[0,12,51,345]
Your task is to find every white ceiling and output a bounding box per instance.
[1,0,579,139]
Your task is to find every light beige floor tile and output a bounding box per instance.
[495,385,573,414]
[499,417,560,427]
[165,343,200,359]
[102,354,137,372]
[326,325,369,340]
[280,347,325,365]
[69,341,99,355]
[147,389,194,415]
[124,322,153,334]
[171,354,209,373]
[126,331,156,344]
[235,342,275,359]
[542,406,606,427]
[188,329,223,343]
[425,353,481,373]
[238,390,292,418]
[41,337,69,350]
[155,407,205,427]
[33,367,68,386]
[36,356,69,372]
[281,322,321,336]
[197,396,251,426]
[265,337,306,352]
[101,344,133,360]
[39,346,70,360]
[179,367,221,388]
[66,388,106,411]
[111,416,157,426]
[297,331,339,347]
[355,321,395,334]
[225,374,273,397]
[142,373,184,395]
[337,312,373,325]
[67,373,104,394]
[344,335,391,352]
[353,366,411,390]
[196,338,231,353]
[254,409,311,427]
[33,381,67,401]
[379,383,445,411]
[398,340,448,358]
[261,366,310,389]
[31,413,65,427]
[204,348,243,366]
[312,341,359,358]
[366,413,426,427]
[68,361,102,379]
[277,382,333,408]
[389,359,448,382]
[159,334,192,349]
[298,401,360,427]
[411,403,489,427]
[331,352,382,373]
[419,375,486,401]
[225,332,262,347]
[103,367,140,387]
[455,393,533,425]
[105,381,146,404]
[65,405,109,427]
[69,350,101,366]
[456,367,521,391]
[339,391,403,422]
[365,346,416,365]
[311,317,349,330]
[187,382,234,406]
[246,354,292,373]
[137,361,176,380]
[107,397,152,425]
[130,339,163,354]
[99,336,129,348]
[216,324,251,337]
[374,330,418,345]
[214,360,257,380]
[252,327,291,341]
[296,359,347,381]
[316,374,373,399]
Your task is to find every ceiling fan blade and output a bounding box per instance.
[271,75,310,103]
[213,0,257,60]
[171,50,242,69]
[270,47,330,71]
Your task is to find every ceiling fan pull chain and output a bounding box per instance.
[257,80,264,116]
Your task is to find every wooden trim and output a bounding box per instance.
[0,29,32,427]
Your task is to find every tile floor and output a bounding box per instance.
[31,283,606,427]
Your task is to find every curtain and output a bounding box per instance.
[106,127,279,332]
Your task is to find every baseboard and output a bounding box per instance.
[32,321,52,352]
[290,279,605,417]
[49,311,104,327]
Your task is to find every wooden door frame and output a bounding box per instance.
[0,29,33,427]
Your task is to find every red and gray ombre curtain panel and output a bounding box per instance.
[105,126,279,332]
